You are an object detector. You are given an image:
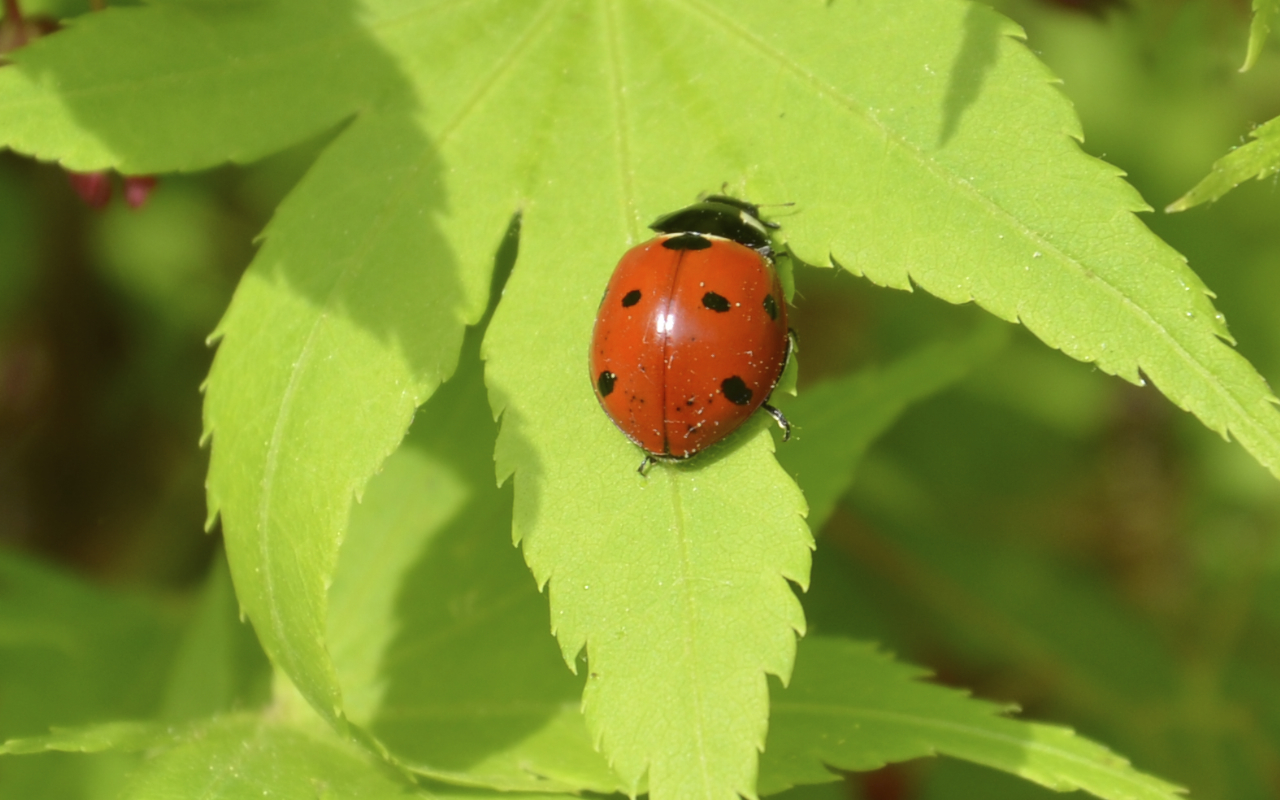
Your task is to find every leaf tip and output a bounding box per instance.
[202,499,220,533]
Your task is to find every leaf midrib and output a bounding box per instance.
[668,470,716,800]
[605,0,640,244]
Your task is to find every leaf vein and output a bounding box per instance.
[604,0,640,244]
[669,473,715,800]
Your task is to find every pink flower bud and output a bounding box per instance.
[122,175,158,209]
[67,170,111,208]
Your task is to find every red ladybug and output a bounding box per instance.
[590,196,792,472]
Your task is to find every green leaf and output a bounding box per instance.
[0,713,587,800]
[0,1,406,173]
[1242,0,1279,72]
[327,447,471,726]
[775,322,1008,531]
[1,722,166,756]
[0,548,180,738]
[118,715,419,800]
[159,553,272,723]
[108,713,586,800]
[202,100,493,728]
[330,321,623,793]
[0,0,523,727]
[1166,116,1280,212]
[759,637,1184,800]
[0,550,182,800]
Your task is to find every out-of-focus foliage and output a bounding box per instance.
[1,1,1279,800]
[1244,0,1279,71]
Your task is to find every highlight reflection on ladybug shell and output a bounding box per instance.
[590,232,789,459]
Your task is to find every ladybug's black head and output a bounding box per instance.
[649,196,775,251]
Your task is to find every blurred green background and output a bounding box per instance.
[2,1,1279,798]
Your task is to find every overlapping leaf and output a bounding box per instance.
[6,712,588,800]
[760,638,1183,800]
[159,554,273,722]
[115,714,421,800]
[1167,116,1280,211]
[328,323,623,793]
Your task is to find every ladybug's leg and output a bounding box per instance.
[637,454,657,476]
[762,403,792,442]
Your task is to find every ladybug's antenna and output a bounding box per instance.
[752,202,794,230]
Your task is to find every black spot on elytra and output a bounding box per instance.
[702,292,730,312]
[622,289,641,307]
[763,293,778,320]
[598,371,616,397]
[662,233,712,251]
[721,376,752,405]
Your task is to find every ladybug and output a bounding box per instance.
[590,196,792,472]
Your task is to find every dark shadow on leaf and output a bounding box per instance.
[938,4,1001,147]
[371,480,582,777]
[342,224,590,784]
[364,322,586,783]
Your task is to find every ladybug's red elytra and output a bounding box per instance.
[590,196,792,472]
